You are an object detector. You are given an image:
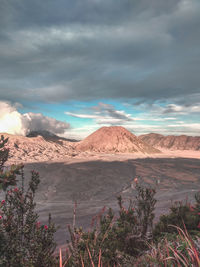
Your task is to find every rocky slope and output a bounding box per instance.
[1,133,75,162]
[139,133,200,151]
[75,126,160,153]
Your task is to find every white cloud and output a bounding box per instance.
[0,101,27,135]
[0,101,70,136]
[65,112,99,119]
[161,103,200,114]
[65,102,134,126]
[23,112,70,134]
[168,123,200,129]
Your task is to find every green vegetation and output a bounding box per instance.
[0,135,200,266]
[62,188,200,266]
[153,198,200,241]
[65,185,156,266]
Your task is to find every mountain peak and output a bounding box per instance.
[75,126,160,154]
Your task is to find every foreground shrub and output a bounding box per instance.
[0,135,57,267]
[115,183,156,257]
[153,194,200,241]
[66,207,119,266]
[62,182,157,266]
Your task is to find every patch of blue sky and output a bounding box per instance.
[18,98,184,130]
[66,116,94,129]
[19,101,67,120]
[19,98,141,113]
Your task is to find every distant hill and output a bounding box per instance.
[1,128,200,162]
[27,130,78,143]
[139,133,200,151]
[75,126,160,154]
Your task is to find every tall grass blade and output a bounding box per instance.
[87,246,95,267]
[98,249,102,267]
[59,248,62,267]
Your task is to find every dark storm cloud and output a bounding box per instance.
[0,0,200,104]
[0,0,180,28]
[93,103,132,120]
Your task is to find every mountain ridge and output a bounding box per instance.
[2,127,200,162]
[139,133,200,151]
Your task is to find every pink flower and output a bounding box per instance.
[197,222,200,229]
[44,225,48,230]
[0,216,2,219]
[1,200,5,205]
[14,187,18,192]
[198,212,200,216]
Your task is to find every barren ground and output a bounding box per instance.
[7,151,197,246]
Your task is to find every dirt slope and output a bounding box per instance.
[75,126,160,154]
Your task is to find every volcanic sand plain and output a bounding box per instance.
[18,151,200,246]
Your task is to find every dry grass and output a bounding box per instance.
[59,225,200,266]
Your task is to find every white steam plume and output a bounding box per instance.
[0,101,70,136]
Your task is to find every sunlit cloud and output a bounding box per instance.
[0,101,70,136]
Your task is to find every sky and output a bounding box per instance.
[0,0,200,139]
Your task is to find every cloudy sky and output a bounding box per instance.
[0,0,200,138]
